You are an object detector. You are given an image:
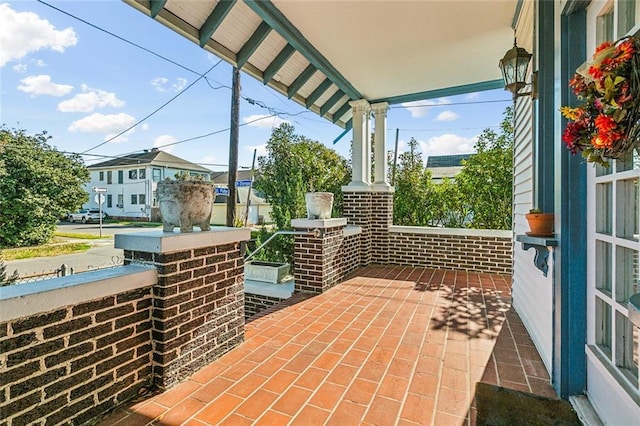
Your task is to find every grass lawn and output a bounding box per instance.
[54,231,112,240]
[2,242,92,260]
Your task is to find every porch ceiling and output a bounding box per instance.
[124,0,517,128]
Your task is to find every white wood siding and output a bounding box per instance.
[511,89,553,372]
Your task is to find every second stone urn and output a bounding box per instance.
[305,192,334,219]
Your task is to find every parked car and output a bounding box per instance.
[67,209,106,223]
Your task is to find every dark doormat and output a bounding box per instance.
[475,382,581,426]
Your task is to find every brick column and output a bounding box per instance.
[342,189,372,266]
[370,188,394,264]
[116,228,250,389]
[291,218,347,294]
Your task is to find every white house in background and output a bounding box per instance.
[85,149,211,220]
[425,154,473,183]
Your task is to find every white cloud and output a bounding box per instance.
[242,114,289,129]
[151,77,168,92]
[171,78,187,92]
[17,74,73,97]
[0,3,77,67]
[247,144,268,156]
[401,98,450,118]
[153,134,176,153]
[465,92,480,100]
[140,123,149,131]
[34,59,46,67]
[418,134,477,157]
[12,63,27,73]
[104,128,136,144]
[68,112,136,134]
[58,84,125,112]
[435,110,459,122]
[151,77,187,92]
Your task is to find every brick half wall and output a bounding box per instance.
[388,226,513,275]
[0,266,156,425]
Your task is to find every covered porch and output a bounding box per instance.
[99,265,557,425]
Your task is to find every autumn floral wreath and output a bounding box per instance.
[561,36,640,166]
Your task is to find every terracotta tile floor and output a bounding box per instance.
[100,266,555,425]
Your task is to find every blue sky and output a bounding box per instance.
[1,1,513,172]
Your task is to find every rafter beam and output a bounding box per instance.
[237,21,272,68]
[332,101,351,124]
[245,0,361,100]
[199,0,237,47]
[305,78,332,108]
[150,0,168,18]
[287,64,316,98]
[320,90,344,117]
[263,44,295,84]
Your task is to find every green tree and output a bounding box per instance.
[253,123,351,264]
[393,138,439,226]
[456,106,514,229]
[0,253,18,287]
[0,127,90,248]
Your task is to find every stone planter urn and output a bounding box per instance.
[305,192,334,219]
[157,180,214,232]
[245,261,290,283]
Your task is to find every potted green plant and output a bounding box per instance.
[156,171,214,233]
[525,208,554,237]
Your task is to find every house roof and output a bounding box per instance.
[87,149,212,173]
[210,170,254,184]
[123,0,517,130]
[426,154,474,168]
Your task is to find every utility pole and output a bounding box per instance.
[227,66,240,227]
[244,148,257,227]
[392,128,399,185]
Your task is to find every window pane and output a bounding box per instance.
[118,170,123,184]
[139,194,146,205]
[107,194,112,208]
[129,169,137,179]
[139,169,146,179]
[596,182,613,235]
[618,0,637,37]
[615,311,639,385]
[99,171,104,181]
[616,150,640,172]
[596,162,612,176]
[153,168,161,182]
[597,7,614,44]
[616,178,639,241]
[107,171,113,184]
[596,240,612,295]
[131,194,137,205]
[117,194,123,208]
[615,246,640,304]
[596,297,612,358]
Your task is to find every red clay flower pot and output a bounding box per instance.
[525,213,554,237]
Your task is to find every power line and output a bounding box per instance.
[80,60,223,154]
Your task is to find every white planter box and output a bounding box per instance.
[245,261,290,284]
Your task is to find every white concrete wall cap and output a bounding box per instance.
[291,218,347,229]
[390,225,512,239]
[344,226,362,237]
[0,265,157,322]
[115,227,251,253]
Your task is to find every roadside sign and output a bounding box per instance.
[92,187,107,193]
[236,180,252,187]
[215,187,230,195]
[95,194,105,205]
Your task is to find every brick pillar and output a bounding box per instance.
[370,188,394,264]
[116,228,250,389]
[291,218,347,294]
[342,190,372,266]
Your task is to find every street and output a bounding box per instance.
[5,222,162,278]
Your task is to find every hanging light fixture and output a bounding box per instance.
[499,38,536,100]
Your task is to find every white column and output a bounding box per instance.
[348,99,371,187]
[371,102,389,186]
